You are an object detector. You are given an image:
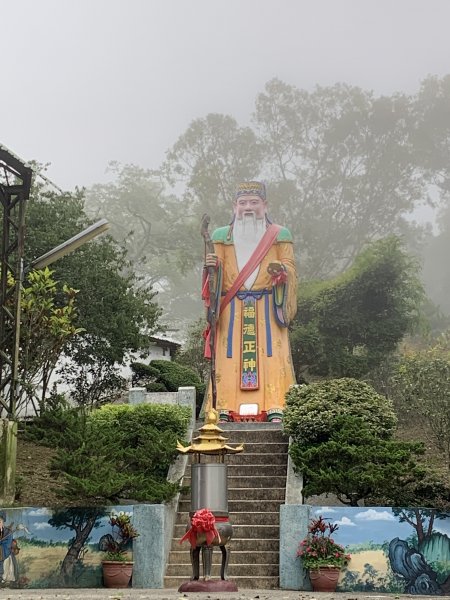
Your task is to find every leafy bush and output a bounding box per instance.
[284,378,397,444]
[145,382,167,393]
[297,515,350,569]
[290,415,428,506]
[389,345,450,469]
[51,403,191,503]
[130,362,160,385]
[290,237,423,380]
[150,360,202,391]
[131,359,205,416]
[21,393,80,448]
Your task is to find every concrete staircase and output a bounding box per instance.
[164,422,289,589]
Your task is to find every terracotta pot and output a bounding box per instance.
[309,566,341,592]
[102,560,133,588]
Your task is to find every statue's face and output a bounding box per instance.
[233,194,267,220]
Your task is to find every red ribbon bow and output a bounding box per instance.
[180,508,220,548]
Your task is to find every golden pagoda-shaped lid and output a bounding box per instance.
[177,408,244,455]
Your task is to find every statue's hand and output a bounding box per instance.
[267,262,287,284]
[267,261,283,275]
[206,253,218,268]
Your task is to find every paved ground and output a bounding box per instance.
[0,590,448,600]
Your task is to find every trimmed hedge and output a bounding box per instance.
[50,402,191,504]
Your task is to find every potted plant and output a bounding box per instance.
[297,515,350,592]
[101,511,139,588]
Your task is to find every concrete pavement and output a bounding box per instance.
[0,590,447,600]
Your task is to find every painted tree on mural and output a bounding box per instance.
[391,508,446,545]
[48,507,107,581]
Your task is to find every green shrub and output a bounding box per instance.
[130,362,160,385]
[21,393,80,448]
[283,378,397,444]
[290,414,426,506]
[51,403,191,503]
[150,359,205,416]
[145,382,167,392]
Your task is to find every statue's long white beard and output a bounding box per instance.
[234,214,266,289]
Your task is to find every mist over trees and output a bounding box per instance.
[18,74,449,410]
[85,75,450,328]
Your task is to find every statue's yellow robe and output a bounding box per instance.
[206,226,297,415]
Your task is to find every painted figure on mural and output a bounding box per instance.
[203,181,297,421]
[0,514,17,585]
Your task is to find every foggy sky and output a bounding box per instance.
[2,0,450,190]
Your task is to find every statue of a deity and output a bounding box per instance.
[202,181,297,421]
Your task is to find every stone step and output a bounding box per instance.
[171,537,280,552]
[227,442,289,454]
[166,423,289,590]
[167,549,279,565]
[176,511,280,526]
[165,561,279,577]
[178,486,286,502]
[196,463,286,477]
[164,575,279,589]
[210,430,287,445]
[201,421,282,429]
[182,475,287,488]
[178,499,284,513]
[228,487,285,501]
[173,523,280,539]
[224,452,288,465]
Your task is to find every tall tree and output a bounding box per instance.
[390,342,450,469]
[290,236,424,380]
[85,163,203,328]
[23,176,161,404]
[254,79,428,278]
[164,113,263,228]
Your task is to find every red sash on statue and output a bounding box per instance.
[204,223,281,358]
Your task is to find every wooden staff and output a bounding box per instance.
[201,214,218,409]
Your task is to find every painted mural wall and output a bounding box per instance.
[0,505,133,589]
[315,506,450,595]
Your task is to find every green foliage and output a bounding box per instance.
[131,360,206,416]
[89,403,190,439]
[175,318,211,382]
[145,382,167,393]
[254,80,427,279]
[284,378,397,444]
[102,511,139,560]
[130,362,160,384]
[23,178,162,406]
[50,403,190,503]
[21,392,80,447]
[297,515,350,569]
[371,476,450,511]
[1,267,81,415]
[390,342,450,469]
[284,378,447,506]
[84,162,201,324]
[290,237,424,379]
[59,358,127,409]
[290,415,427,506]
[150,359,202,391]
[67,76,450,330]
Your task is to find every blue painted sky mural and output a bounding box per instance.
[313,506,450,545]
[308,506,450,595]
[0,505,134,589]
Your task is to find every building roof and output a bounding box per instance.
[149,335,181,349]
